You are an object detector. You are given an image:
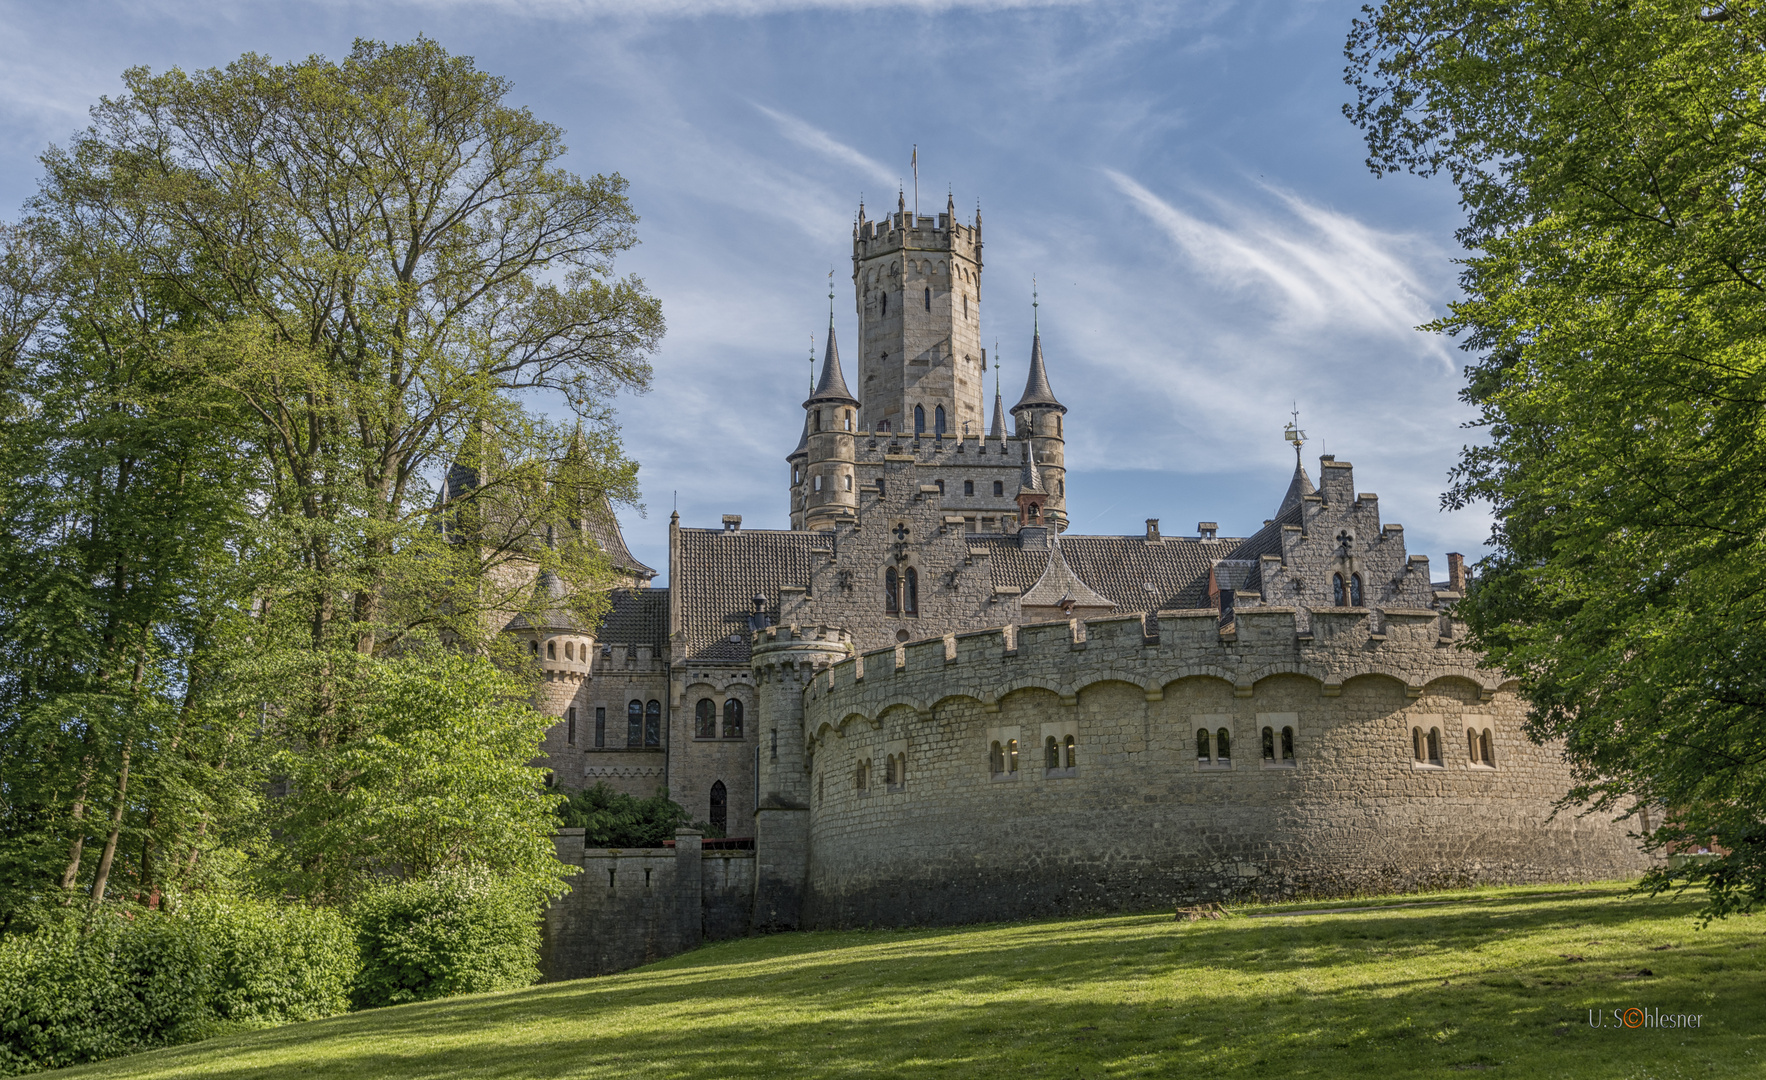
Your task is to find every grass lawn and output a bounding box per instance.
[56,882,1763,1079]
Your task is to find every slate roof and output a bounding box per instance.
[673,528,822,664]
[1020,536,1116,611]
[1018,440,1044,495]
[989,389,1006,437]
[805,321,858,407]
[596,587,669,649]
[505,569,583,633]
[1215,502,1304,594]
[585,505,656,580]
[1012,332,1065,412]
[971,533,1236,612]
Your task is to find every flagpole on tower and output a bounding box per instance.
[911,145,918,218]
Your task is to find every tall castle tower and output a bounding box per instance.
[852,191,985,436]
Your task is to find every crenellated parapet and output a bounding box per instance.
[801,608,1495,749]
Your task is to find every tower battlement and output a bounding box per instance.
[853,212,979,253]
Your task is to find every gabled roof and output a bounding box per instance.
[673,528,822,664]
[1020,536,1116,612]
[1012,332,1065,413]
[805,321,858,407]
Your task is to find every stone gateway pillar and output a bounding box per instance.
[749,625,850,931]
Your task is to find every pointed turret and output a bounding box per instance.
[1018,438,1044,495]
[1013,331,1066,414]
[788,410,810,460]
[805,319,858,408]
[1277,458,1317,517]
[990,388,1005,437]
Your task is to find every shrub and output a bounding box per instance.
[0,897,353,1075]
[351,866,541,1009]
[557,784,717,845]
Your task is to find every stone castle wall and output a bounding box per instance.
[791,610,1652,928]
[540,829,754,981]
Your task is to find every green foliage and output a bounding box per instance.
[556,784,707,846]
[350,866,543,1010]
[267,645,573,905]
[39,884,1766,1080]
[1346,0,1766,917]
[0,898,354,1075]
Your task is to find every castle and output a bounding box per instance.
[519,195,1652,976]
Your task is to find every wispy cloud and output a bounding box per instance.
[1104,169,1446,353]
[752,103,898,189]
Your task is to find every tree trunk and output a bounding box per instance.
[57,752,96,892]
[87,738,131,906]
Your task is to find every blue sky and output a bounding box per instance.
[0,0,1485,585]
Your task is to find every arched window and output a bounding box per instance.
[530,640,539,655]
[1481,728,1495,766]
[1216,727,1231,761]
[1064,734,1076,768]
[904,567,918,615]
[695,698,716,739]
[1282,726,1295,762]
[565,642,573,660]
[1007,738,1019,773]
[1350,573,1364,606]
[989,740,1004,775]
[1468,728,1480,762]
[547,641,556,659]
[1197,728,1211,761]
[1426,726,1441,764]
[1046,736,1060,769]
[645,700,662,747]
[915,405,926,435]
[628,700,643,747]
[709,781,727,835]
[1413,726,1425,761]
[934,405,946,436]
[924,286,931,310]
[1333,574,1347,606]
[1261,726,1276,761]
[885,567,899,613]
[723,698,743,738]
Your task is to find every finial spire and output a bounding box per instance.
[828,266,835,324]
[809,334,815,394]
[1032,276,1039,333]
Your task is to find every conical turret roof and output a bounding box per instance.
[805,321,858,407]
[1013,332,1066,413]
[504,568,583,633]
[990,387,1005,437]
[1277,454,1317,516]
[788,409,810,460]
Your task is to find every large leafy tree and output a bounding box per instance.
[1347,0,1766,914]
[1,37,659,916]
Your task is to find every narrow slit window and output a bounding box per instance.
[1481,728,1495,766]
[915,405,926,435]
[709,781,727,834]
[1197,728,1211,762]
[1413,726,1425,761]
[924,286,931,310]
[567,707,576,745]
[1217,727,1231,761]
[1350,573,1364,606]
[1262,726,1275,761]
[645,700,661,747]
[1007,738,1019,773]
[904,567,918,615]
[1333,574,1347,606]
[1281,726,1295,762]
[990,740,1004,775]
[935,405,946,436]
[1045,736,1059,769]
[1427,726,1441,764]
[594,707,605,747]
[885,567,899,613]
[1064,734,1076,769]
[628,700,643,747]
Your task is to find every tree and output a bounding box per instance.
[1346,0,1766,915]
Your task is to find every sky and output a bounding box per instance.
[0,0,1487,586]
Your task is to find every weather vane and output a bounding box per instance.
[1284,403,1307,463]
[1032,276,1039,331]
[828,267,835,319]
[809,334,815,393]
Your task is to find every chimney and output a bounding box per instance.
[1145,519,1161,541]
[1447,552,1467,593]
[722,515,742,532]
[1197,521,1218,541]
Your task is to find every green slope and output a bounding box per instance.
[54,883,1764,1079]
